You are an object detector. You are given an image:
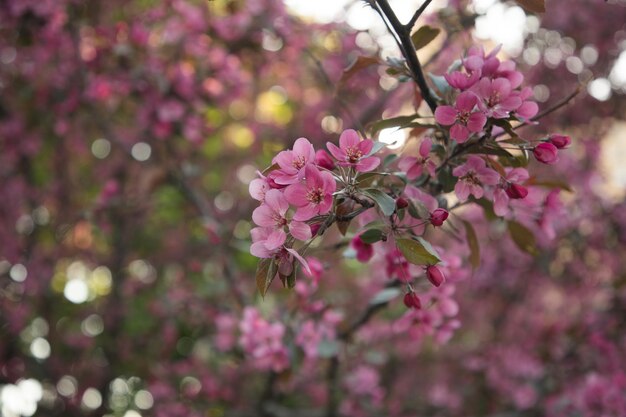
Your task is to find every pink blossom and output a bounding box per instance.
[250,227,310,275]
[351,234,374,263]
[272,137,316,185]
[452,156,500,201]
[464,45,501,77]
[426,265,445,287]
[397,138,437,180]
[326,129,380,172]
[403,292,422,309]
[430,208,449,227]
[252,189,311,241]
[548,134,571,149]
[473,77,522,119]
[284,165,336,221]
[444,70,481,90]
[239,308,289,372]
[493,168,530,216]
[314,149,335,170]
[434,91,487,142]
[494,60,524,89]
[533,142,559,164]
[512,86,539,121]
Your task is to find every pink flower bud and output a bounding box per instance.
[430,208,449,227]
[403,292,422,309]
[533,142,559,164]
[351,235,374,263]
[505,183,528,199]
[309,223,322,236]
[548,134,571,149]
[396,197,409,209]
[315,149,336,170]
[426,265,445,287]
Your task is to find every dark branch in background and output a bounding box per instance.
[374,0,438,112]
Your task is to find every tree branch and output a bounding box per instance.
[406,0,434,31]
[374,0,438,112]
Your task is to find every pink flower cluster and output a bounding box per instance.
[249,130,381,273]
[435,46,539,142]
[239,307,289,372]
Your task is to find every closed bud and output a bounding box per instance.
[403,292,422,309]
[430,208,449,227]
[396,197,409,209]
[309,223,322,236]
[548,134,571,149]
[533,142,559,164]
[505,183,528,199]
[426,265,445,287]
[315,149,336,170]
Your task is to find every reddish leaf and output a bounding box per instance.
[339,56,380,86]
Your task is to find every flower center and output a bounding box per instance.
[457,110,471,125]
[272,213,287,227]
[488,91,500,107]
[462,171,480,185]
[345,146,363,163]
[306,188,324,204]
[292,155,306,170]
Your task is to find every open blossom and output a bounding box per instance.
[444,69,481,90]
[464,45,501,77]
[326,129,380,172]
[434,91,487,142]
[239,308,289,372]
[272,137,316,185]
[473,77,522,119]
[398,138,437,180]
[252,189,311,241]
[512,86,539,121]
[493,168,530,216]
[285,164,336,221]
[250,227,310,275]
[452,156,500,201]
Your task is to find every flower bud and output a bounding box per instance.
[396,197,409,209]
[426,265,445,287]
[533,142,559,164]
[309,223,322,236]
[403,292,422,309]
[548,134,571,149]
[430,208,449,227]
[505,183,528,199]
[315,149,336,170]
[351,235,374,263]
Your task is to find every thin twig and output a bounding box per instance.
[406,0,434,31]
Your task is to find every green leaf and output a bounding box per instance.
[410,25,441,51]
[528,179,573,192]
[261,163,280,175]
[397,238,441,265]
[366,141,388,157]
[437,167,457,193]
[360,228,384,244]
[508,221,538,255]
[515,0,545,13]
[363,189,396,217]
[279,265,297,289]
[256,258,278,298]
[462,220,480,270]
[369,287,402,306]
[383,154,398,167]
[368,114,418,135]
[335,198,355,235]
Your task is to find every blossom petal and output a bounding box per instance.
[292,137,315,161]
[264,189,288,215]
[285,248,311,275]
[284,183,309,206]
[289,221,312,241]
[434,105,457,126]
[252,204,277,227]
[339,129,360,149]
[466,112,487,133]
[450,124,470,142]
[326,142,345,161]
[456,91,478,112]
[355,156,380,172]
[293,203,319,221]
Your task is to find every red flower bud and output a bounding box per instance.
[351,235,374,263]
[533,142,559,164]
[430,208,449,227]
[309,223,322,236]
[403,292,422,309]
[396,197,409,209]
[505,183,528,199]
[315,149,336,170]
[426,265,445,287]
[548,134,571,149]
